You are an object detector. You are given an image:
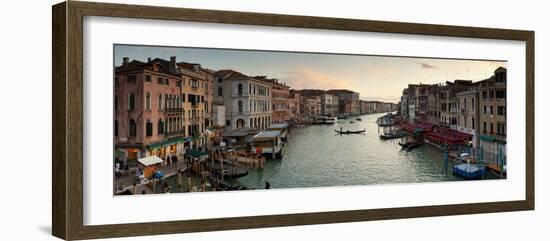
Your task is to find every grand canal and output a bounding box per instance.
[227,112,462,189]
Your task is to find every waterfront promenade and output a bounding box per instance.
[114,154,188,194]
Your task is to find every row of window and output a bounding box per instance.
[482,122,506,136]
[458,116,476,130]
[481,90,506,99]
[117,75,210,90]
[227,116,272,129]
[237,99,271,113]
[234,83,270,96]
[483,105,506,116]
[115,92,207,111]
[114,119,206,138]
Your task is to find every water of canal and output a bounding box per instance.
[227,112,463,189]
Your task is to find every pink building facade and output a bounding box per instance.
[115,58,188,162]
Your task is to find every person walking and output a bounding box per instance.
[173,155,178,167]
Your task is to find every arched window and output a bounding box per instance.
[128,93,135,110]
[129,119,136,137]
[158,119,164,135]
[238,100,243,113]
[158,94,163,110]
[146,119,152,137]
[172,117,176,131]
[238,83,243,95]
[165,94,168,109]
[114,120,118,136]
[145,92,151,110]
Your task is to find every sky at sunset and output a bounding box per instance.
[115,45,506,103]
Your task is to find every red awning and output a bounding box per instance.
[426,127,472,144]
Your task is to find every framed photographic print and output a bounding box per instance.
[52,1,534,240]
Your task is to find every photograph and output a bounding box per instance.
[113,44,507,195]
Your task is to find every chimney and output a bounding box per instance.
[123,57,129,65]
[147,57,151,63]
[170,56,177,73]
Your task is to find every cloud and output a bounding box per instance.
[418,62,438,69]
[282,67,353,90]
[362,96,400,103]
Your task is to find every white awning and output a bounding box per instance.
[137,155,164,166]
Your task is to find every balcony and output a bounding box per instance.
[189,117,201,124]
[165,107,184,113]
[232,93,246,98]
[165,130,184,137]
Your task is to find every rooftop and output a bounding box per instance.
[253,130,282,139]
[222,127,259,137]
[268,123,290,129]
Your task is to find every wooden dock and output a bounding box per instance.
[485,163,505,174]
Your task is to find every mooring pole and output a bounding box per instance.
[444,149,448,171]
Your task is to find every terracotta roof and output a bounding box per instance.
[293,89,325,97]
[326,89,358,95]
[115,58,174,76]
[214,70,249,80]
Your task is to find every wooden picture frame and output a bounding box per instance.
[52,1,534,240]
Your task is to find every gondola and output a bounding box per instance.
[379,131,407,140]
[334,128,366,134]
[398,141,422,149]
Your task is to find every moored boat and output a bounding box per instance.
[251,130,286,159]
[334,127,366,135]
[313,116,337,125]
[453,163,486,179]
[379,130,407,140]
[398,141,422,149]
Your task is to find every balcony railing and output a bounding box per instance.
[165,130,184,137]
[165,107,184,113]
[188,117,202,124]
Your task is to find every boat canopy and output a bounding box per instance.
[222,127,259,137]
[401,122,435,134]
[253,130,281,141]
[147,136,190,149]
[426,128,472,144]
[137,155,164,166]
[187,149,208,158]
[268,123,290,130]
